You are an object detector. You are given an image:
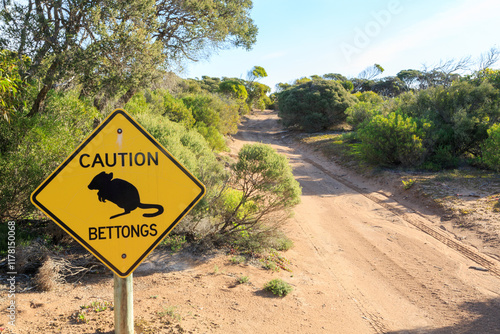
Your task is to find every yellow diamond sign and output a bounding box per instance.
[31,109,205,277]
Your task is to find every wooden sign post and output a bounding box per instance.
[114,273,134,333]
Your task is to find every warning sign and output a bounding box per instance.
[31,109,205,277]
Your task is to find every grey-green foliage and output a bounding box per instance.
[215,143,301,234]
[277,79,358,132]
[482,123,500,171]
[132,111,227,217]
[397,80,500,167]
[0,91,98,221]
[346,91,385,130]
[264,278,293,297]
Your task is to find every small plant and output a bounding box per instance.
[402,179,416,190]
[158,306,182,322]
[230,255,246,264]
[77,312,88,323]
[260,249,292,272]
[237,275,250,284]
[264,278,293,297]
[80,300,113,313]
[160,234,187,252]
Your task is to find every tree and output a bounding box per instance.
[0,49,31,121]
[322,73,347,82]
[358,63,384,80]
[397,69,424,90]
[275,82,291,93]
[1,0,258,115]
[247,65,267,82]
[79,1,165,110]
[246,81,270,110]
[371,76,407,97]
[244,66,270,110]
[219,79,248,101]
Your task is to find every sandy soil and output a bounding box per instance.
[2,110,500,333]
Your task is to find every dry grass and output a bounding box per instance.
[34,256,63,291]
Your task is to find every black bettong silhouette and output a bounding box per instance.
[88,171,164,219]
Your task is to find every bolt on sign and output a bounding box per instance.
[31,109,205,277]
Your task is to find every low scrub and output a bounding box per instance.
[264,278,293,297]
[357,113,428,167]
[0,91,97,221]
[482,123,500,171]
[278,79,357,132]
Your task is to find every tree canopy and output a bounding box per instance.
[0,0,257,115]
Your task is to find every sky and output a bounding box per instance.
[181,0,500,91]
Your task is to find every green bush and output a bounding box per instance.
[277,79,358,132]
[181,93,240,150]
[400,81,500,158]
[0,90,98,221]
[160,234,187,252]
[132,112,227,220]
[353,91,384,104]
[162,92,195,127]
[0,50,32,121]
[195,122,227,151]
[214,143,301,234]
[264,278,293,297]
[345,102,381,129]
[219,79,248,101]
[221,188,257,221]
[482,123,500,171]
[358,113,428,167]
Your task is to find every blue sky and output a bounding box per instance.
[182,0,500,91]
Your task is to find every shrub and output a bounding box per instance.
[0,91,97,221]
[358,113,428,167]
[195,122,227,151]
[482,123,500,171]
[264,278,293,297]
[246,81,271,111]
[219,79,248,101]
[345,102,381,129]
[214,143,301,234]
[160,234,187,252]
[353,91,384,104]
[237,275,250,284]
[132,112,227,223]
[277,79,358,132]
[181,93,240,150]
[400,81,500,158]
[162,92,195,127]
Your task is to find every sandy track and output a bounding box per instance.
[231,110,500,333]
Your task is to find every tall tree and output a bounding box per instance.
[246,65,267,82]
[0,0,257,115]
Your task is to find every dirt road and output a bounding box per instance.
[3,110,500,333]
[229,110,500,333]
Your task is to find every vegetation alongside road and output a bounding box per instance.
[276,61,500,172]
